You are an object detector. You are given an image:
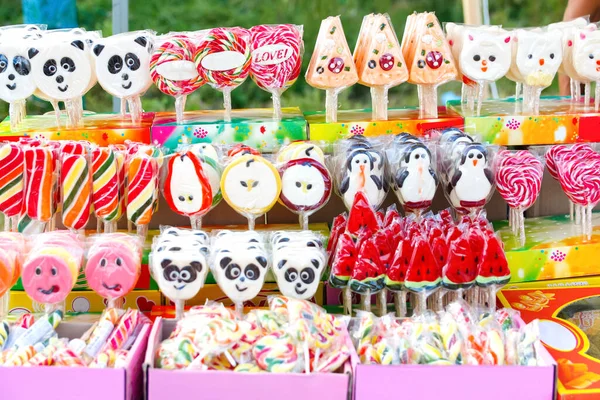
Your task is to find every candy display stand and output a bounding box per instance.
[1,320,150,400]
[353,343,556,400]
[151,107,307,152]
[145,318,354,400]
[8,290,161,315]
[0,112,154,146]
[448,97,600,145]
[498,276,600,399]
[493,213,600,284]
[305,106,462,145]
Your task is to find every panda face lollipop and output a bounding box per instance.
[273,248,325,300]
[0,43,35,103]
[213,249,268,303]
[93,33,153,99]
[152,247,208,302]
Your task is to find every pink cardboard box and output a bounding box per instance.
[145,317,354,400]
[353,342,557,400]
[1,320,151,400]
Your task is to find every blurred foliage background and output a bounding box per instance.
[0,0,567,118]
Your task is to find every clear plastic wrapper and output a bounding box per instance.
[305,16,358,123]
[195,27,252,122]
[506,28,563,114]
[91,146,123,233]
[162,150,212,229]
[150,32,205,124]
[85,233,142,309]
[151,228,209,320]
[405,233,440,315]
[476,228,511,310]
[188,143,223,210]
[250,24,304,120]
[92,30,155,123]
[402,12,457,118]
[354,13,408,120]
[332,135,388,212]
[23,145,55,230]
[0,143,25,231]
[572,27,600,110]
[220,154,281,230]
[21,231,84,312]
[60,142,92,232]
[271,231,326,301]
[125,147,160,239]
[494,150,544,246]
[28,28,99,128]
[211,230,269,315]
[277,153,332,230]
[387,135,438,218]
[275,141,326,165]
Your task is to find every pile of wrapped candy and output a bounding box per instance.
[155,296,351,373]
[351,301,541,366]
[0,308,147,367]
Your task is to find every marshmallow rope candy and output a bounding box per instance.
[354,13,409,120]
[221,155,281,230]
[278,158,332,229]
[126,153,158,238]
[150,34,204,123]
[24,147,54,224]
[195,27,251,122]
[494,150,543,245]
[85,236,142,306]
[22,246,81,305]
[306,16,358,123]
[0,143,25,231]
[163,151,212,228]
[92,32,154,123]
[61,153,92,231]
[92,147,122,233]
[250,24,303,119]
[28,32,95,127]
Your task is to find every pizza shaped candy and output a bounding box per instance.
[221,154,281,229]
[85,234,142,301]
[306,16,358,122]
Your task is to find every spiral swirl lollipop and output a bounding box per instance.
[495,150,543,246]
[150,34,204,123]
[195,27,251,121]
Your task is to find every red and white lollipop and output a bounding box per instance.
[250,24,303,119]
[495,150,543,245]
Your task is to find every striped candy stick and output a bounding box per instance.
[25,343,59,366]
[103,309,140,352]
[0,144,25,231]
[61,153,92,231]
[0,321,8,350]
[126,154,158,238]
[91,147,122,231]
[4,345,36,366]
[15,313,35,329]
[24,147,54,224]
[53,347,86,367]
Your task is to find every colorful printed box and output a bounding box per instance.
[498,276,600,399]
[447,97,600,145]
[1,320,150,400]
[144,318,352,400]
[305,107,463,145]
[493,213,600,283]
[0,112,154,146]
[151,107,307,152]
[8,290,161,315]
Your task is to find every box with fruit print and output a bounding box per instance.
[0,112,154,146]
[498,276,600,399]
[151,107,307,152]
[493,213,600,283]
[305,106,462,146]
[447,97,600,145]
[8,290,161,315]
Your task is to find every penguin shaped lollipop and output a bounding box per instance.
[446,143,494,213]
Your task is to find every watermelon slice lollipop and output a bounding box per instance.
[350,237,385,294]
[477,233,511,288]
[385,238,410,291]
[442,235,478,291]
[405,236,441,293]
[346,191,380,237]
[326,213,347,265]
[329,232,356,289]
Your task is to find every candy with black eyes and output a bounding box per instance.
[272,244,325,300]
[212,247,269,305]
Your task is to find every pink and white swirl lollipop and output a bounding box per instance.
[250,24,303,119]
[495,150,543,245]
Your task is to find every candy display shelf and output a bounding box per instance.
[8,289,161,315]
[498,276,600,399]
[305,106,462,145]
[0,321,150,400]
[151,107,307,152]
[447,96,600,145]
[0,112,154,146]
[493,213,600,284]
[144,318,354,400]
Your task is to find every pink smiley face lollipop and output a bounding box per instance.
[22,247,80,304]
[85,237,142,300]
